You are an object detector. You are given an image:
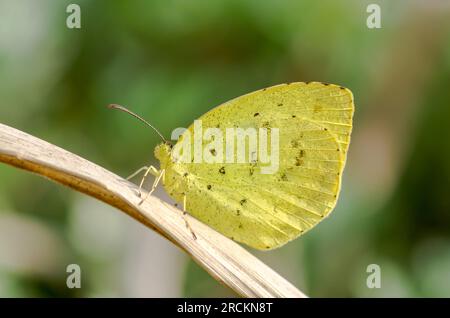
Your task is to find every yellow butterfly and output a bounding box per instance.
[110,82,354,250]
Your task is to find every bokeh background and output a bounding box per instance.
[1,0,450,297]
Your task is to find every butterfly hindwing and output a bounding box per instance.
[160,82,354,250]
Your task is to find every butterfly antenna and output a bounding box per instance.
[107,104,167,143]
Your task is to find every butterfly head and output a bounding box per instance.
[154,141,173,166]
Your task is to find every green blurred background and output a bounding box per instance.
[1,0,450,297]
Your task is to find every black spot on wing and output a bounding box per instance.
[295,150,305,166]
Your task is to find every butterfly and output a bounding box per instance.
[110,82,354,250]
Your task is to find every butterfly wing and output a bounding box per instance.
[164,82,354,250]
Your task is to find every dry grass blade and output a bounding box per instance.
[0,123,306,298]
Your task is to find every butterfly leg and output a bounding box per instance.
[182,194,197,240]
[138,169,165,205]
[134,165,159,198]
[126,166,153,180]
